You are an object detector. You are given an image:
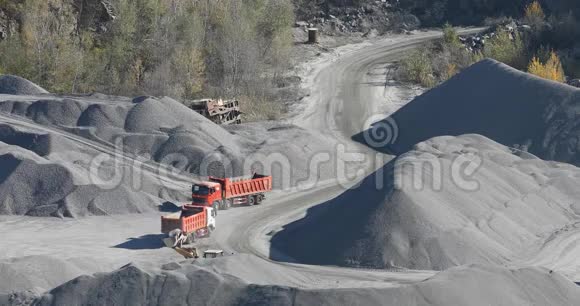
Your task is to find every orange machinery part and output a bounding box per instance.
[211,174,272,199]
[180,206,208,234]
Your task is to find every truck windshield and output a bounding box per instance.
[192,185,211,195]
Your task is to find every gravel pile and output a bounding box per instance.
[273,135,580,270]
[0,75,49,95]
[0,256,86,296]
[8,261,577,306]
[358,59,580,166]
[0,77,341,216]
[0,141,162,217]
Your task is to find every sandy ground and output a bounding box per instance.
[0,186,435,293]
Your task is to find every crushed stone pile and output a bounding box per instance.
[0,95,242,178]
[0,75,49,95]
[356,59,580,166]
[0,78,340,216]
[0,140,163,217]
[4,262,577,306]
[273,135,580,270]
[0,256,87,296]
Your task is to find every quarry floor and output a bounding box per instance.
[5,27,580,295]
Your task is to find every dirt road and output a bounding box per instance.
[206,29,491,287]
[292,29,483,140]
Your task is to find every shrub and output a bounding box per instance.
[527,51,565,82]
[528,56,544,76]
[238,95,285,122]
[443,63,458,80]
[442,23,461,49]
[483,30,527,69]
[400,48,435,88]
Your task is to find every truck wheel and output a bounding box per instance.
[248,196,256,206]
[225,199,232,210]
[255,195,263,205]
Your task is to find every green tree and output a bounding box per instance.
[483,30,527,69]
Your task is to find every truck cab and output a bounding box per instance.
[191,182,222,211]
[190,174,272,212]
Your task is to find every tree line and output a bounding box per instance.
[0,0,293,119]
[398,1,577,87]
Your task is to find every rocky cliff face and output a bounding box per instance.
[0,0,114,40]
[75,0,115,33]
[295,0,580,31]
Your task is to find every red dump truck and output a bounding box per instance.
[191,173,272,213]
[161,205,216,246]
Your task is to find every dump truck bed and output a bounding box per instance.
[161,206,208,235]
[221,174,272,199]
[180,208,208,234]
[161,212,181,234]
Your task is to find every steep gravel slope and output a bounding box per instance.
[358,59,580,166]
[274,134,580,270]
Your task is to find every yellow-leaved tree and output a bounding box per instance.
[545,52,566,82]
[528,56,544,76]
[527,51,566,82]
[524,1,545,28]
